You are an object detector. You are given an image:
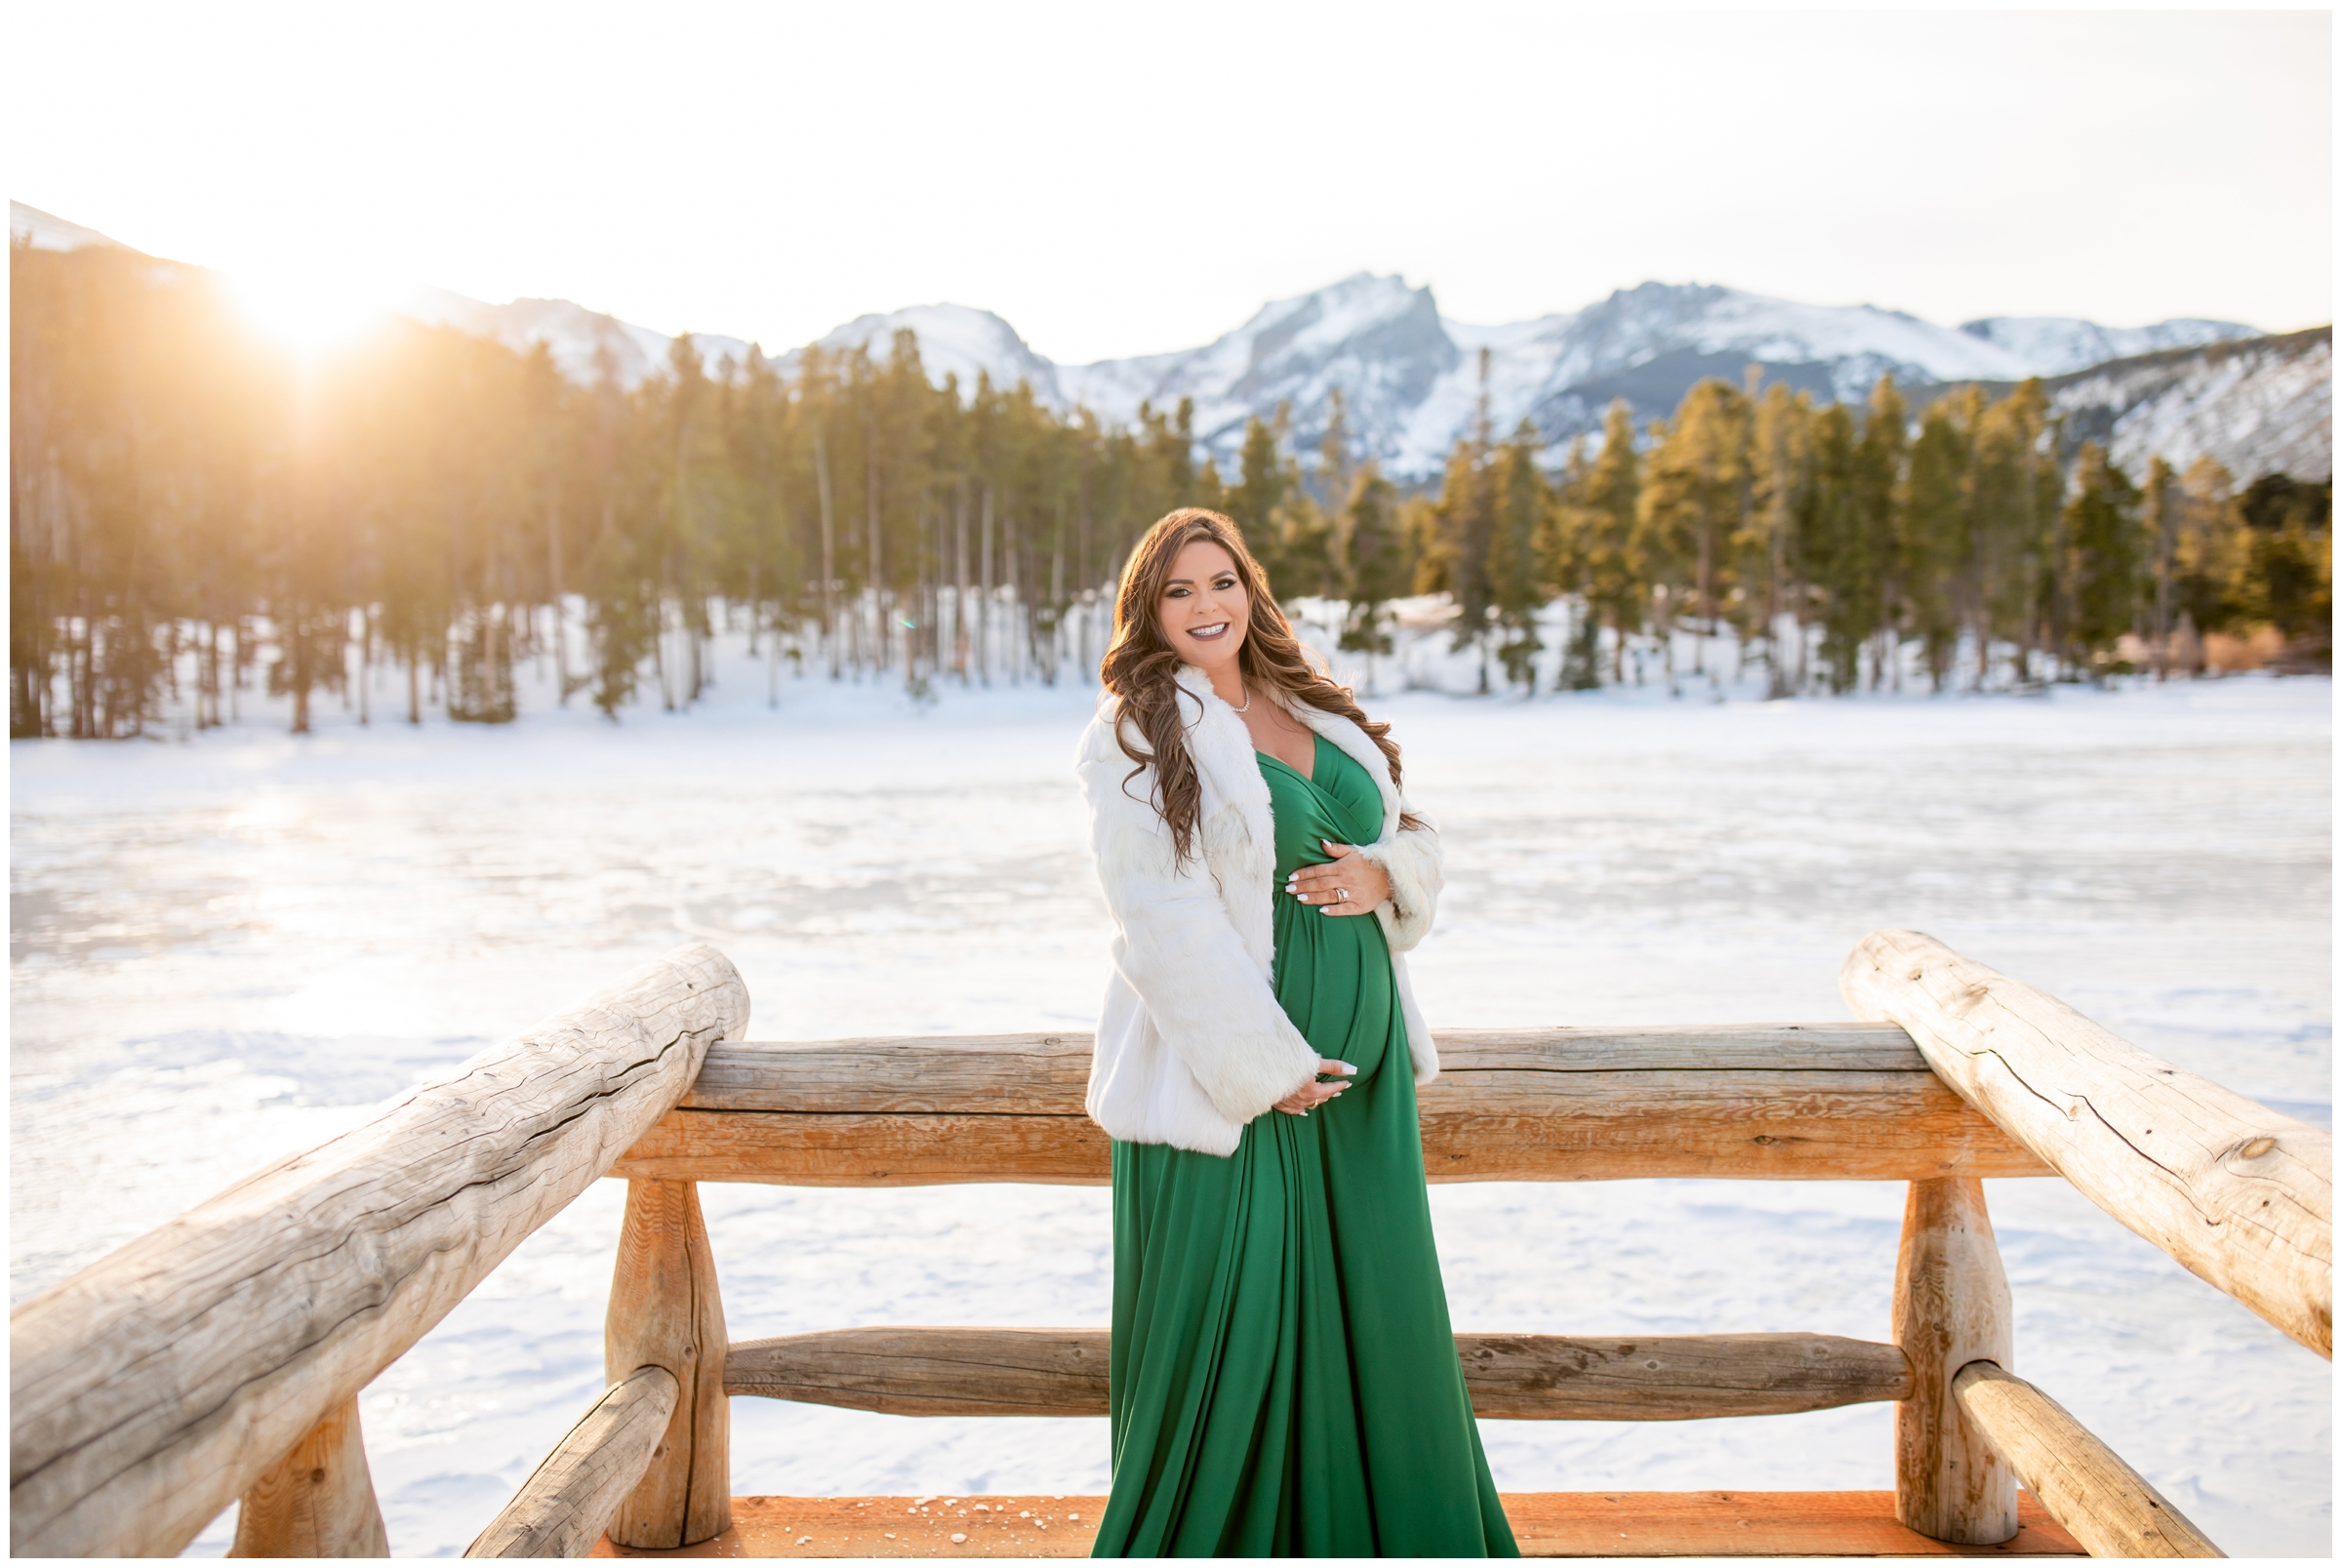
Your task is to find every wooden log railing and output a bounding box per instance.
[720,1326,1916,1421]
[611,1022,2055,1186]
[466,1367,680,1558]
[1844,929,2332,1358]
[1951,1362,2225,1558]
[12,933,2321,1558]
[7,944,748,1560]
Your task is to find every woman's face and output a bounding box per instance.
[1156,539,1249,674]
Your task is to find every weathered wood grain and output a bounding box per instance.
[726,1328,1106,1416]
[466,1366,679,1558]
[605,1182,731,1549]
[614,1110,1109,1186]
[226,1393,388,1557]
[677,1025,1933,1115]
[1456,1331,1912,1420]
[10,944,747,1560]
[1894,1178,2018,1546]
[1417,1068,2049,1182]
[1844,929,2331,1357]
[614,1068,2049,1186]
[1952,1361,2222,1558]
[722,1326,1913,1421]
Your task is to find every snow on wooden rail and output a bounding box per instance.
[7,944,747,1560]
[610,1023,2054,1186]
[1842,929,2333,1357]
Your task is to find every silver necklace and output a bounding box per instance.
[1232,684,1254,714]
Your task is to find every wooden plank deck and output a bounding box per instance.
[592,1491,2086,1557]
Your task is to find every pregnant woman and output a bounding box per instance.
[1075,507,1515,1557]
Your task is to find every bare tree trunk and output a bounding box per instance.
[954,482,971,683]
[815,430,838,679]
[866,417,885,675]
[549,499,570,704]
[979,486,994,686]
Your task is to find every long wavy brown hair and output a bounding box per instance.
[1099,507,1419,864]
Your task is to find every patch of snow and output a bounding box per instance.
[394,286,755,387]
[794,302,1068,404]
[1961,315,2262,377]
[2049,333,2333,482]
[10,199,130,253]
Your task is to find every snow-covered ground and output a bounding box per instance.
[10,649,2330,1556]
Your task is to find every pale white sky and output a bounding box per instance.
[10,4,2331,363]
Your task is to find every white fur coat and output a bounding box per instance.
[1075,664,1444,1156]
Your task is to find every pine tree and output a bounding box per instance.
[1636,379,1751,679]
[1337,464,1406,689]
[1317,387,1354,510]
[2173,458,2245,644]
[2141,456,2179,677]
[2234,474,2333,653]
[1577,401,1644,683]
[2059,442,2144,672]
[1903,399,1970,689]
[1746,383,1814,696]
[1800,402,1864,693]
[1850,375,1909,688]
[1232,413,1288,576]
[1486,422,1552,690]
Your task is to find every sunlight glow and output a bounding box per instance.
[225,267,399,358]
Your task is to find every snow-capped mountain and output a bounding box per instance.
[814,274,2279,476]
[2039,328,2332,483]
[11,200,132,253]
[797,303,1067,401]
[396,286,754,386]
[17,197,2315,479]
[1959,316,2259,378]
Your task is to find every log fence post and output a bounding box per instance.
[1892,1176,2017,1545]
[604,1179,731,1549]
[226,1393,389,1557]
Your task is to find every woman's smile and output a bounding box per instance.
[1186,621,1232,642]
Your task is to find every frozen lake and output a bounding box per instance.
[10,669,2331,1556]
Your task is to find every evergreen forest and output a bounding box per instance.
[12,240,2331,738]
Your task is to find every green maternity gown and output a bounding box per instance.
[1095,734,1518,1558]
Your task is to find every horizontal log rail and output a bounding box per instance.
[612,1024,2054,1186]
[1952,1362,2223,1557]
[1843,930,2333,1357]
[7,944,748,1560]
[723,1325,1915,1422]
[465,1366,680,1558]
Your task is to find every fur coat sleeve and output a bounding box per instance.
[1076,713,1323,1130]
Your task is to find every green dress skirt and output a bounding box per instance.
[1094,734,1518,1558]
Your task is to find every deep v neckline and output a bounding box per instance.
[1256,735,1322,787]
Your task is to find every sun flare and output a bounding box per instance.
[225,268,399,358]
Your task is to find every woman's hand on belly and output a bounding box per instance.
[1272,1058,1356,1117]
[1285,840,1393,917]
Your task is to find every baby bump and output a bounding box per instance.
[1271,900,1398,1081]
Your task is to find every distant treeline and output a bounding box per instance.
[10,241,2331,738]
